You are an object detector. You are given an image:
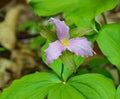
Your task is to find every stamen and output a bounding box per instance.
[61,38,69,46]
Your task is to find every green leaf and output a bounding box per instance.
[48,83,85,99]
[30,36,46,49]
[60,50,76,70]
[0,47,5,51]
[77,68,89,75]
[68,73,116,99]
[97,23,120,70]
[60,51,85,71]
[74,54,85,68]
[70,27,92,38]
[50,55,85,81]
[92,67,113,79]
[88,57,109,68]
[40,40,49,63]
[116,85,120,99]
[0,72,61,99]
[0,72,116,99]
[29,0,118,27]
[50,58,73,81]
[39,25,57,42]
[18,21,39,33]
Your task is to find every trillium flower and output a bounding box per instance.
[45,18,95,64]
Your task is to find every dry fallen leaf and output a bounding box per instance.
[0,5,21,50]
[0,58,17,88]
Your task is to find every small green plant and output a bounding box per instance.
[1,0,120,99]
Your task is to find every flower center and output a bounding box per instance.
[61,38,69,46]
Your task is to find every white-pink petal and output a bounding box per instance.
[67,37,95,57]
[45,40,65,64]
[49,18,69,41]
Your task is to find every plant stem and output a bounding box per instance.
[61,64,64,81]
[102,13,107,24]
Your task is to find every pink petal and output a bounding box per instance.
[45,40,65,64]
[67,37,95,57]
[49,18,69,41]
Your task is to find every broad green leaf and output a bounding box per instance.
[68,73,116,99]
[0,72,116,99]
[48,83,85,99]
[97,24,120,70]
[0,72,61,99]
[116,85,120,99]
[29,0,118,27]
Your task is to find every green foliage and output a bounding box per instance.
[89,57,113,79]
[39,25,57,42]
[18,21,39,33]
[50,57,85,81]
[40,40,49,63]
[74,54,85,68]
[77,68,89,75]
[68,73,116,99]
[76,58,113,79]
[29,0,118,27]
[88,58,109,68]
[77,58,112,78]
[77,67,112,79]
[0,72,116,99]
[41,41,85,81]
[92,67,112,79]
[0,72,61,99]
[97,24,120,70]
[1,0,120,98]
[60,50,77,70]
[116,85,120,99]
[70,27,92,38]
[50,58,73,81]
[30,36,46,49]
[0,47,5,51]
